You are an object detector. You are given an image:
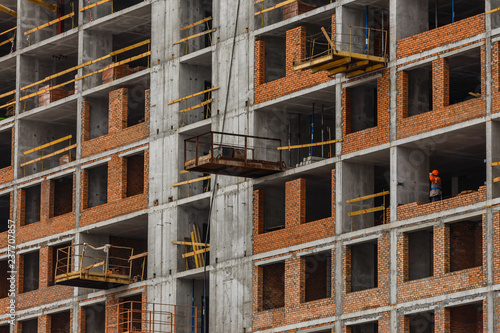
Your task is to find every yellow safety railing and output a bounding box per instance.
[174,16,215,55]
[24,12,75,36]
[492,161,500,183]
[80,0,112,12]
[169,86,219,125]
[0,4,17,17]
[0,39,150,111]
[346,190,389,231]
[21,135,76,175]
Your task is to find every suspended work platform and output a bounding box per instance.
[184,131,285,178]
[293,26,388,78]
[54,244,147,289]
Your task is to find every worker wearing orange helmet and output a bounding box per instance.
[429,170,442,202]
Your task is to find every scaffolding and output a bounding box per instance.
[21,135,76,175]
[106,301,198,333]
[54,243,147,289]
[173,16,216,54]
[293,24,388,78]
[346,190,389,231]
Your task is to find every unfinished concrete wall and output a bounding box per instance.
[349,241,377,292]
[22,251,40,293]
[342,162,374,232]
[397,146,430,206]
[86,164,108,208]
[407,65,432,116]
[396,0,428,40]
[82,31,113,89]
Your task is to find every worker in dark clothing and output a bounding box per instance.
[429,169,442,202]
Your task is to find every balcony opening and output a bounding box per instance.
[179,0,213,55]
[406,228,433,281]
[348,240,377,292]
[86,164,108,209]
[0,193,10,233]
[429,0,484,30]
[22,251,39,293]
[305,173,332,223]
[0,260,8,298]
[24,185,41,225]
[21,318,38,333]
[254,0,332,27]
[448,302,483,332]
[258,181,285,233]
[52,175,73,217]
[261,262,285,310]
[0,325,8,333]
[177,206,210,271]
[178,63,213,127]
[51,310,71,333]
[0,64,16,119]
[118,295,143,332]
[448,48,481,105]
[348,322,378,333]
[347,81,377,133]
[85,97,109,140]
[83,303,105,333]
[448,219,482,272]
[126,153,144,197]
[304,252,331,302]
[127,86,147,127]
[406,311,434,333]
[406,63,432,116]
[0,1,16,56]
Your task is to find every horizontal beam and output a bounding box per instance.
[129,252,148,261]
[172,175,211,187]
[182,247,210,258]
[0,37,14,47]
[348,205,385,217]
[0,26,17,37]
[23,135,73,155]
[311,57,351,74]
[24,12,74,36]
[0,89,15,99]
[346,63,385,78]
[21,144,77,167]
[27,0,57,12]
[172,241,209,247]
[80,0,112,12]
[491,161,500,166]
[254,0,296,16]
[178,99,213,113]
[180,17,212,31]
[346,190,390,204]
[0,4,17,17]
[277,139,341,150]
[173,28,216,45]
[169,87,219,105]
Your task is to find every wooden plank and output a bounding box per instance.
[172,175,211,187]
[173,28,216,45]
[311,57,351,74]
[348,205,385,217]
[194,224,204,267]
[321,26,335,50]
[346,63,385,78]
[128,252,148,261]
[0,5,17,17]
[27,0,57,12]
[182,247,210,258]
[81,261,105,271]
[172,241,209,247]
[327,65,348,76]
[293,54,334,71]
[21,144,77,167]
[24,12,74,36]
[254,0,296,16]
[277,139,341,150]
[80,0,112,12]
[0,26,17,37]
[346,60,369,71]
[346,191,390,204]
[169,87,219,105]
[181,17,212,31]
[178,99,213,113]
[23,135,72,155]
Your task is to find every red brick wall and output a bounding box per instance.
[397,14,485,59]
[81,89,149,158]
[253,170,335,254]
[80,150,148,227]
[397,44,486,139]
[254,18,335,104]
[50,310,71,333]
[342,70,390,154]
[282,1,316,20]
[492,42,500,114]
[449,221,482,272]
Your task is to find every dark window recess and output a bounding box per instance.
[407,65,432,116]
[53,176,73,217]
[0,194,10,233]
[21,319,38,333]
[349,82,377,133]
[23,251,39,293]
[304,252,331,302]
[0,129,12,169]
[25,185,41,225]
[126,154,145,197]
[263,185,285,233]
[448,49,481,105]
[350,241,378,292]
[408,229,433,281]
[262,262,285,310]
[264,37,286,82]
[305,178,331,223]
[449,220,482,272]
[51,311,71,333]
[127,87,146,127]
[449,303,483,332]
[87,164,108,208]
[84,303,106,333]
[0,260,8,298]
[408,311,434,333]
[350,322,378,333]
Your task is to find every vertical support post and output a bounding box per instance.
[196,136,199,166]
[365,6,369,53]
[211,132,214,161]
[321,105,324,158]
[244,136,247,166]
[310,103,314,157]
[452,0,455,22]
[184,140,187,168]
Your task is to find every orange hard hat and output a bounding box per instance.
[432,170,439,176]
